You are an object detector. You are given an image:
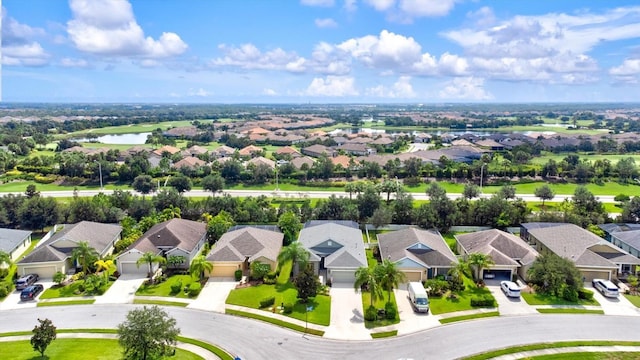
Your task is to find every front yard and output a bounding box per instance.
[135,274,198,299]
[429,277,496,315]
[623,294,640,308]
[362,290,400,328]
[521,292,599,306]
[40,277,115,299]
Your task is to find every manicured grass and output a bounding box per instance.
[227,182,345,192]
[371,330,398,338]
[64,120,196,136]
[135,275,196,299]
[531,153,640,166]
[527,201,622,213]
[527,352,640,359]
[362,290,400,328]
[176,336,235,360]
[439,311,499,324]
[365,249,378,268]
[133,299,189,307]
[37,299,95,307]
[464,341,640,360]
[0,338,202,360]
[225,309,325,336]
[623,294,640,307]
[0,180,132,193]
[226,282,331,326]
[429,277,496,315]
[521,292,599,306]
[537,308,604,314]
[40,279,115,299]
[277,260,292,285]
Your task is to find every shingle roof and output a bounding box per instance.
[127,218,206,254]
[207,227,283,263]
[456,229,539,266]
[0,228,31,253]
[610,230,640,251]
[298,221,366,269]
[378,228,457,269]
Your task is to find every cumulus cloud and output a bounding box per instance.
[66,0,187,57]
[366,76,416,98]
[188,88,211,97]
[301,0,335,6]
[610,59,640,83]
[439,77,493,100]
[364,0,457,22]
[211,44,307,72]
[306,76,358,96]
[315,18,338,28]
[263,88,278,96]
[60,58,90,68]
[1,7,50,66]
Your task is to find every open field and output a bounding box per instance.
[531,153,640,165]
[63,120,198,136]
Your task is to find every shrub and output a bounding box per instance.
[0,268,8,280]
[259,296,275,308]
[71,272,85,281]
[188,282,202,297]
[424,279,449,297]
[170,280,183,294]
[250,261,271,280]
[447,276,465,292]
[234,269,243,281]
[53,271,66,285]
[384,302,397,320]
[364,305,378,321]
[283,302,293,314]
[562,286,579,302]
[263,277,276,285]
[578,288,594,301]
[34,175,57,184]
[0,283,9,298]
[470,295,495,307]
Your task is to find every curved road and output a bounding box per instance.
[2,305,640,359]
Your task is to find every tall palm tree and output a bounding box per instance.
[71,241,99,277]
[0,250,12,268]
[277,242,310,274]
[189,255,213,281]
[375,259,406,302]
[94,259,116,281]
[136,252,167,278]
[467,253,495,281]
[354,266,383,307]
[447,259,469,281]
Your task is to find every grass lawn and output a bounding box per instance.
[133,299,189,307]
[135,275,196,299]
[226,282,331,326]
[371,330,397,338]
[40,278,115,299]
[361,290,400,328]
[521,292,599,306]
[365,249,378,268]
[225,309,325,336]
[227,182,345,192]
[465,341,640,360]
[38,299,95,307]
[63,120,196,136]
[439,311,499,324]
[536,308,604,314]
[623,294,640,307]
[531,153,640,166]
[0,338,202,360]
[276,260,292,285]
[429,277,496,315]
[527,352,640,360]
[527,201,622,213]
[0,180,133,193]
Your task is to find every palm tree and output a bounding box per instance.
[277,242,310,274]
[447,259,469,281]
[71,241,99,277]
[375,259,406,302]
[136,252,167,278]
[354,266,383,307]
[0,250,12,268]
[94,259,116,282]
[189,255,213,281]
[467,253,495,281]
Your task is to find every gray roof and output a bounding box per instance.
[19,221,122,264]
[298,222,367,269]
[304,220,359,229]
[611,230,640,251]
[456,229,539,266]
[127,218,206,254]
[0,228,31,253]
[378,228,457,269]
[207,227,283,263]
[599,223,640,235]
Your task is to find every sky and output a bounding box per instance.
[3,0,640,103]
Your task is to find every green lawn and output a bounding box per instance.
[465,341,640,360]
[429,277,496,315]
[536,308,604,314]
[227,182,345,192]
[527,352,640,360]
[527,201,622,213]
[371,330,397,338]
[521,292,600,306]
[40,278,115,299]
[0,180,133,193]
[531,153,640,166]
[133,299,189,307]
[226,282,331,326]
[63,120,197,136]
[365,249,378,268]
[38,299,95,307]
[361,290,400,328]
[439,311,499,324]
[623,294,640,307]
[276,260,292,285]
[135,275,195,299]
[0,338,202,360]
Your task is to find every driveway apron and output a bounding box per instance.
[323,282,370,340]
[0,279,53,310]
[94,274,147,304]
[486,282,538,316]
[394,288,440,335]
[589,284,640,316]
[188,278,237,313]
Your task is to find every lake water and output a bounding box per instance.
[75,132,151,145]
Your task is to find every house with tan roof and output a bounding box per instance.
[337,143,376,156]
[172,156,206,170]
[164,126,199,138]
[117,218,207,275]
[291,156,315,170]
[211,145,237,158]
[456,229,539,281]
[274,146,301,158]
[152,145,181,156]
[246,156,275,169]
[302,144,336,158]
[206,226,283,278]
[331,155,351,168]
[184,145,208,156]
[238,145,263,157]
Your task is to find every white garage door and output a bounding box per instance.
[22,266,57,279]
[330,270,355,284]
[120,262,148,275]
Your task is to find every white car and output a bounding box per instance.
[592,279,619,298]
[500,281,521,298]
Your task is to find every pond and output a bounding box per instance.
[74,132,151,145]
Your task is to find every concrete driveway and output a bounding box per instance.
[94,274,147,304]
[323,282,370,340]
[394,288,440,335]
[486,282,537,316]
[0,279,53,310]
[588,285,640,316]
[188,278,237,313]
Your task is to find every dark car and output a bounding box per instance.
[20,284,44,301]
[15,274,39,290]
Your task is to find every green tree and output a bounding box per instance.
[168,174,192,193]
[94,259,117,282]
[622,196,640,223]
[71,241,99,276]
[167,255,186,269]
[277,242,310,274]
[132,175,157,197]
[250,260,271,280]
[357,183,381,221]
[462,184,480,199]
[136,252,167,278]
[375,259,406,302]
[378,179,400,203]
[527,253,582,298]
[206,210,235,244]
[53,271,66,286]
[25,184,40,198]
[118,306,180,360]
[534,184,555,208]
[0,250,11,268]
[467,253,495,281]
[294,265,319,303]
[17,196,60,231]
[189,255,213,281]
[354,266,383,307]
[278,210,302,246]
[370,206,393,229]
[201,174,225,196]
[31,318,56,357]
[497,184,516,199]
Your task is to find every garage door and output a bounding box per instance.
[404,271,423,282]
[330,270,355,284]
[483,269,511,281]
[210,264,239,277]
[581,270,612,283]
[22,266,57,279]
[120,262,148,275]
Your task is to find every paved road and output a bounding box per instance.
[2,305,640,359]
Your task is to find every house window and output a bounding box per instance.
[328,241,332,246]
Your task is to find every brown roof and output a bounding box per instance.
[275,146,301,157]
[456,229,539,266]
[378,228,457,269]
[173,157,206,169]
[291,156,315,169]
[246,156,275,169]
[238,145,263,156]
[331,155,351,168]
[127,218,206,254]
[153,145,181,156]
[207,227,283,263]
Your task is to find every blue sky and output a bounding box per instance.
[3,0,640,103]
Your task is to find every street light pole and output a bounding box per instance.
[96,161,103,191]
[480,163,486,193]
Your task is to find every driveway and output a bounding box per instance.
[94,274,147,304]
[588,284,640,316]
[486,281,537,316]
[0,279,53,310]
[394,287,440,335]
[188,278,237,313]
[323,282,370,340]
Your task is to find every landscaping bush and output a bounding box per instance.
[250,261,271,281]
[0,283,9,298]
[170,280,183,294]
[263,277,276,285]
[71,272,85,282]
[364,305,378,321]
[578,288,594,301]
[384,302,397,320]
[234,269,243,281]
[562,285,579,302]
[188,282,202,297]
[0,268,8,279]
[470,295,495,307]
[424,279,449,297]
[283,302,293,314]
[53,271,66,286]
[34,175,57,184]
[259,296,275,308]
[447,276,465,292]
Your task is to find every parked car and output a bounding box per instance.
[592,279,619,298]
[407,281,430,313]
[500,281,521,298]
[15,274,39,290]
[20,284,44,301]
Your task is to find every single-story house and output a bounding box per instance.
[378,227,457,282]
[521,222,640,281]
[206,226,283,278]
[0,228,32,262]
[456,229,539,281]
[17,221,122,278]
[211,145,237,158]
[599,223,640,259]
[172,156,206,170]
[298,221,367,284]
[116,218,207,275]
[301,144,336,158]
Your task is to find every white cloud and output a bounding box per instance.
[364,0,457,22]
[188,88,211,97]
[439,77,493,100]
[338,30,422,69]
[263,88,278,96]
[610,59,640,83]
[301,0,335,6]
[306,76,358,96]
[211,43,307,72]
[315,18,338,28]
[60,58,90,68]
[67,0,187,58]
[366,76,416,98]
[1,7,50,66]
[467,6,496,27]
[365,0,395,11]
